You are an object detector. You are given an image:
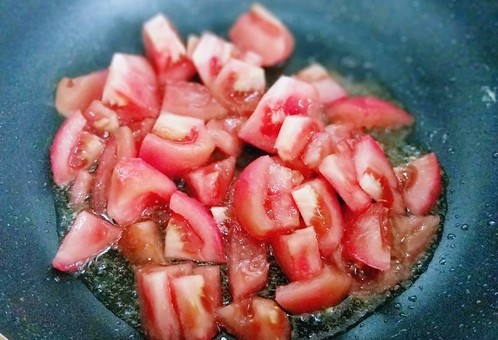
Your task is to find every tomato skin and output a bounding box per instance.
[107,158,177,225]
[229,3,294,67]
[118,220,165,265]
[295,63,347,106]
[325,96,414,129]
[55,69,108,118]
[275,266,352,314]
[52,211,121,272]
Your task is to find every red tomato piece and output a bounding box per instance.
[343,203,391,271]
[107,158,177,225]
[272,226,323,281]
[50,111,88,186]
[82,100,119,135]
[216,297,291,340]
[206,117,246,157]
[275,266,352,314]
[171,275,218,340]
[55,69,108,118]
[161,81,228,120]
[102,53,160,123]
[164,191,225,263]
[295,63,347,106]
[353,135,405,214]
[234,155,302,240]
[192,266,223,310]
[69,170,93,209]
[325,96,414,129]
[291,178,344,257]
[319,153,372,213]
[229,3,294,67]
[118,220,165,266]
[228,223,269,302]
[396,153,442,215]
[142,14,196,84]
[52,211,121,272]
[301,131,333,169]
[67,131,105,171]
[139,113,216,178]
[91,137,117,214]
[274,115,322,161]
[185,156,236,206]
[324,123,363,155]
[211,58,266,115]
[238,76,320,153]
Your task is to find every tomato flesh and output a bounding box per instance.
[295,63,347,106]
[119,220,165,265]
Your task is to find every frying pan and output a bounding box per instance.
[0,1,496,339]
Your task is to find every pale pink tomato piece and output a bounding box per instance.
[52,211,121,273]
[67,131,105,171]
[139,113,215,178]
[238,76,320,153]
[118,220,165,266]
[295,63,347,106]
[55,69,108,118]
[274,115,322,161]
[301,131,333,169]
[192,266,223,310]
[69,170,93,209]
[229,3,294,67]
[82,100,119,135]
[91,138,118,214]
[206,117,246,157]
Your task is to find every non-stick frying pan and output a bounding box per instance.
[0,1,496,339]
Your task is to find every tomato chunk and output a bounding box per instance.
[118,220,165,265]
[52,211,121,272]
[82,100,119,135]
[325,96,414,129]
[206,117,246,157]
[216,297,291,340]
[69,170,93,209]
[295,63,347,106]
[229,3,294,67]
[55,69,108,118]
[301,132,333,169]
[274,116,322,161]
[107,158,177,225]
[192,266,223,310]
[275,266,352,314]
[238,76,320,153]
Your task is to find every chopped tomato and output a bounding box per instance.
[67,131,105,171]
[139,113,216,178]
[325,96,414,129]
[216,297,291,340]
[55,69,108,118]
[52,211,121,272]
[192,266,223,310]
[164,191,225,263]
[118,220,165,265]
[238,76,320,153]
[102,53,160,123]
[343,204,391,271]
[82,100,119,135]
[272,226,323,281]
[301,131,333,169]
[69,170,93,209]
[274,116,322,161]
[228,223,269,302]
[161,81,228,120]
[229,3,294,67]
[185,156,236,206]
[291,178,344,257]
[396,153,442,215]
[107,158,177,225]
[295,63,347,106]
[275,266,352,314]
[91,137,117,214]
[206,117,246,157]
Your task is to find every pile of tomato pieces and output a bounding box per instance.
[50,4,443,340]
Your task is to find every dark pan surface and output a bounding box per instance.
[0,1,496,339]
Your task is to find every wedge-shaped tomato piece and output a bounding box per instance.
[139,112,216,178]
[142,14,196,84]
[118,220,165,265]
[301,132,333,169]
[234,155,303,239]
[353,135,405,214]
[206,117,246,157]
[164,191,225,263]
[82,100,119,135]
[52,211,121,272]
[229,3,294,67]
[69,170,93,209]
[343,203,391,271]
[396,153,442,215]
[272,226,323,282]
[324,123,363,155]
[228,223,269,302]
[319,153,372,213]
[102,53,160,122]
[107,158,177,225]
[291,178,344,257]
[239,76,320,153]
[192,266,223,310]
[185,156,236,206]
[275,266,352,314]
[55,69,108,118]
[211,58,266,115]
[67,131,105,171]
[391,215,440,262]
[295,63,347,106]
[171,275,218,340]
[325,96,414,129]
[161,81,227,120]
[274,116,322,161]
[216,297,291,340]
